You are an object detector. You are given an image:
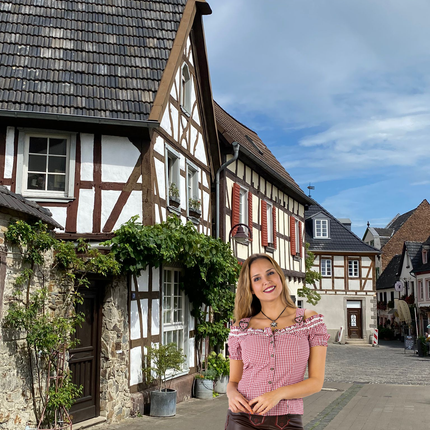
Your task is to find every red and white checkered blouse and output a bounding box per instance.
[228,307,330,416]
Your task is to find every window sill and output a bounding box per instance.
[25,196,75,203]
[266,244,275,253]
[168,205,182,216]
[293,255,301,261]
[180,105,191,117]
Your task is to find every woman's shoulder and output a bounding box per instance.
[304,309,318,319]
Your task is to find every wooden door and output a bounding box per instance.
[69,285,102,422]
[347,308,362,339]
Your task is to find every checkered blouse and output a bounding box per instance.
[228,308,330,416]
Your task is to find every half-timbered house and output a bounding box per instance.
[214,103,312,299]
[305,201,379,343]
[0,0,220,425]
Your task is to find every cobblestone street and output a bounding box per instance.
[325,341,430,385]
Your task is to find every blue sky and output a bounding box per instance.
[203,0,430,238]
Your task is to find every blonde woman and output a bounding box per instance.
[225,253,329,430]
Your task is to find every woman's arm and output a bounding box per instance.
[227,359,253,413]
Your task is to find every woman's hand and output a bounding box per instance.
[249,391,282,415]
[227,384,253,413]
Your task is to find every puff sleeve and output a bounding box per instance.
[227,328,242,360]
[307,314,330,347]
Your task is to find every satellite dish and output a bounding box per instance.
[394,280,404,292]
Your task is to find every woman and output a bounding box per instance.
[226,253,329,430]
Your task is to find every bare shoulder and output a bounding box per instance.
[304,309,318,319]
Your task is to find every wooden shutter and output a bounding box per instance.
[298,221,302,256]
[261,201,268,247]
[248,192,253,241]
[232,183,240,236]
[290,217,296,256]
[273,207,277,249]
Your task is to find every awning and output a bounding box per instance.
[397,300,411,324]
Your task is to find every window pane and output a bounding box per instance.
[49,138,67,155]
[165,270,171,283]
[28,154,47,172]
[27,173,46,190]
[47,174,66,191]
[29,137,47,154]
[48,156,66,173]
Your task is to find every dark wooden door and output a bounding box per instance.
[69,285,102,423]
[347,308,362,339]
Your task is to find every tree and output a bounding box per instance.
[297,243,322,306]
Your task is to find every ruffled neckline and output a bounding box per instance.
[231,313,325,335]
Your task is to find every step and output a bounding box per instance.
[74,416,107,430]
[345,339,372,346]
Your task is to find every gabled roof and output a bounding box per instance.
[374,228,394,237]
[376,254,401,290]
[386,209,415,232]
[214,102,311,205]
[0,186,63,229]
[403,241,422,270]
[305,200,379,253]
[0,0,191,122]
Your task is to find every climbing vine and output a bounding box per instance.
[105,215,240,365]
[3,220,120,427]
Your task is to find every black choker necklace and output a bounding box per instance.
[260,305,288,328]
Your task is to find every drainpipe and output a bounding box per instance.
[216,141,239,239]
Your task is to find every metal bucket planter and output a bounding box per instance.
[194,378,214,399]
[150,389,177,417]
[214,375,229,394]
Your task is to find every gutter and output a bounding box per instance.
[215,141,239,239]
[239,146,312,206]
[0,110,160,129]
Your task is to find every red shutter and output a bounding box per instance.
[232,183,240,236]
[298,221,303,256]
[248,192,253,241]
[273,207,277,249]
[261,201,268,247]
[290,217,296,256]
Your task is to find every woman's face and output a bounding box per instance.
[249,258,283,303]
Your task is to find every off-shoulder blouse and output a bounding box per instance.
[228,307,330,416]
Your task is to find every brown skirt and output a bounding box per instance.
[225,410,304,430]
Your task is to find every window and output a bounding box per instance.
[163,269,185,351]
[314,219,329,238]
[427,280,430,299]
[266,202,273,244]
[419,280,423,300]
[297,300,304,309]
[321,259,332,277]
[239,188,248,225]
[181,63,192,114]
[348,260,359,277]
[423,249,428,265]
[166,146,181,206]
[186,162,199,214]
[17,131,76,199]
[295,219,301,255]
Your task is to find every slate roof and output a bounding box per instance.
[404,241,422,270]
[305,200,379,253]
[376,254,401,290]
[0,186,63,229]
[387,209,414,232]
[214,102,310,203]
[0,0,187,121]
[374,228,393,237]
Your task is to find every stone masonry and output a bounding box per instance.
[381,199,430,271]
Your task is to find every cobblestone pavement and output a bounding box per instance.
[324,340,430,385]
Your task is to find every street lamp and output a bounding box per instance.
[228,223,252,245]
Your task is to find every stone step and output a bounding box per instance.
[345,339,372,346]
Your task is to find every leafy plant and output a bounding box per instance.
[189,197,201,211]
[297,243,322,306]
[207,351,229,379]
[143,343,186,391]
[194,368,217,381]
[169,183,180,199]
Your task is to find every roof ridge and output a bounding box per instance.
[214,101,258,136]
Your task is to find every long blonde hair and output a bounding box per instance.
[234,253,296,322]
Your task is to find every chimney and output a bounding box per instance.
[338,218,352,231]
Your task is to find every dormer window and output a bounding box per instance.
[181,63,192,114]
[423,248,428,265]
[314,218,329,238]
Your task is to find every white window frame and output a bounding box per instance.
[321,259,332,277]
[186,160,199,213]
[16,130,76,200]
[165,145,181,204]
[295,219,301,255]
[239,187,248,226]
[419,280,423,300]
[348,260,359,278]
[423,249,428,265]
[162,267,188,374]
[266,202,273,244]
[427,279,430,300]
[314,218,329,238]
[181,63,192,114]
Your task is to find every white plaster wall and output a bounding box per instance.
[154,135,165,156]
[171,104,179,142]
[203,190,209,222]
[77,188,94,233]
[188,337,195,368]
[154,158,166,200]
[194,133,206,164]
[152,299,160,335]
[155,203,160,224]
[152,267,160,292]
[321,278,332,290]
[101,136,140,182]
[4,127,14,178]
[334,279,345,290]
[47,206,67,232]
[141,299,148,338]
[80,133,94,181]
[349,280,361,291]
[334,256,344,265]
[130,347,143,386]
[334,267,344,277]
[137,268,149,292]
[130,301,141,340]
[190,124,198,156]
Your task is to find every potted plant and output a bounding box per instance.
[188,197,201,217]
[144,342,186,417]
[194,368,217,400]
[417,336,428,357]
[169,183,180,208]
[207,351,230,394]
